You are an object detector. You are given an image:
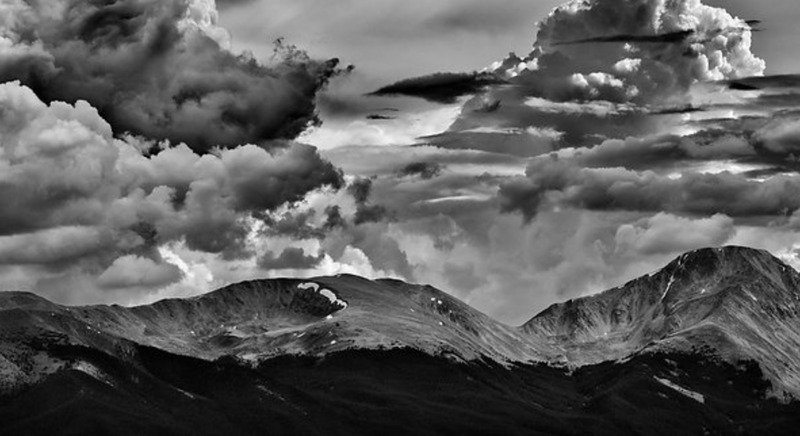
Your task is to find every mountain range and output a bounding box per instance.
[2,246,800,435]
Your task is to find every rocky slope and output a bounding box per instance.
[524,246,800,400]
[0,275,555,395]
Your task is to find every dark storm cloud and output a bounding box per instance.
[398,162,444,179]
[215,0,255,10]
[566,132,755,171]
[264,209,325,240]
[554,29,695,46]
[370,72,505,104]
[422,128,563,158]
[347,178,375,205]
[323,205,347,230]
[554,19,761,47]
[261,210,325,240]
[0,0,345,152]
[353,204,391,226]
[726,74,800,91]
[346,178,392,225]
[499,155,800,222]
[257,247,323,270]
[221,143,343,212]
[0,81,343,298]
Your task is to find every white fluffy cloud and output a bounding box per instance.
[492,0,764,103]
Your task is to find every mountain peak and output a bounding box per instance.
[649,245,796,305]
[524,245,800,397]
[659,245,785,275]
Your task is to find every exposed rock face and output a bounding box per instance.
[0,275,555,395]
[524,246,800,399]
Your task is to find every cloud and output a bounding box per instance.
[96,255,184,290]
[443,262,487,292]
[398,161,444,179]
[215,0,255,10]
[726,74,800,91]
[346,177,392,225]
[257,247,323,270]
[323,205,347,230]
[370,72,504,104]
[752,117,800,153]
[423,126,564,157]
[615,213,736,256]
[0,226,108,266]
[555,29,696,46]
[0,0,345,152]
[499,154,800,221]
[558,132,755,171]
[261,210,325,240]
[0,80,342,297]
[489,0,765,104]
[347,178,375,205]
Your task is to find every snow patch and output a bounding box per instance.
[661,274,675,302]
[297,282,348,309]
[655,377,705,404]
[175,387,198,400]
[298,282,320,292]
[74,361,113,387]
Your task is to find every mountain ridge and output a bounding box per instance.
[525,246,800,399]
[3,246,800,399]
[4,246,800,435]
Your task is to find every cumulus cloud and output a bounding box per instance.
[490,0,764,104]
[0,80,341,298]
[0,0,345,152]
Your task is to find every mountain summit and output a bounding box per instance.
[525,246,800,399]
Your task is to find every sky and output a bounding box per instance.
[2,0,800,325]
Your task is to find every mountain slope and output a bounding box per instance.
[0,274,558,395]
[524,246,800,399]
[3,246,800,434]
